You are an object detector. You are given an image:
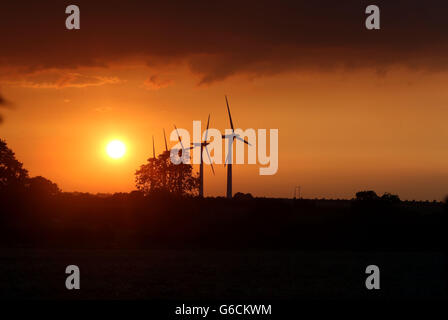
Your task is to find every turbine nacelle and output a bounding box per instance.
[222,133,251,145]
[174,115,215,176]
[222,97,251,167]
[190,141,211,148]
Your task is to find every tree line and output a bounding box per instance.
[1,139,199,197]
[0,139,60,195]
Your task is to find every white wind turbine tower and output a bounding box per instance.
[190,114,215,198]
[222,96,251,199]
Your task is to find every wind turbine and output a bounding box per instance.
[152,135,156,159]
[158,129,169,190]
[222,96,250,199]
[173,124,194,160]
[293,186,301,200]
[172,125,195,194]
[163,128,168,152]
[190,114,215,198]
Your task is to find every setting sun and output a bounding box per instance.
[106,140,126,159]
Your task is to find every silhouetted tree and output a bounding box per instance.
[0,139,29,192]
[381,192,400,203]
[355,190,380,201]
[234,192,254,200]
[27,176,60,196]
[135,157,159,193]
[135,151,199,196]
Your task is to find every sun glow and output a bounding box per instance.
[106,140,126,159]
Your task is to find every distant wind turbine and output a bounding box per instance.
[152,135,156,159]
[163,128,168,152]
[174,124,194,160]
[191,114,215,198]
[222,96,251,199]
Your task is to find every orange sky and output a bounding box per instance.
[1,65,448,200]
[1,1,447,200]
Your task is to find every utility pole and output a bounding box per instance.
[294,185,301,200]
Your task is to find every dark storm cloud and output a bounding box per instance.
[0,93,10,124]
[1,0,448,82]
[0,92,13,108]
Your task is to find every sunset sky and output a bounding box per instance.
[1,1,447,200]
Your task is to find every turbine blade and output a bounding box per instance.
[174,125,185,150]
[225,95,235,132]
[235,135,251,146]
[210,161,215,175]
[204,114,211,142]
[204,145,215,175]
[163,128,168,151]
[225,152,231,165]
[206,114,210,130]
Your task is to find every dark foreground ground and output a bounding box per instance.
[0,248,446,300]
[1,194,447,300]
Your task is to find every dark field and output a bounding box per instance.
[0,248,446,300]
[1,194,447,300]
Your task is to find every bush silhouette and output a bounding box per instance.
[381,192,400,203]
[27,176,60,196]
[355,190,379,201]
[234,192,254,200]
